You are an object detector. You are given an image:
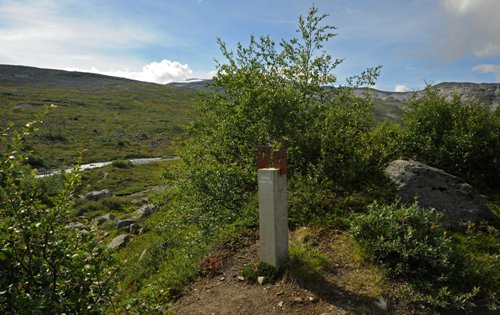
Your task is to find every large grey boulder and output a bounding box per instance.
[384,159,495,228]
[107,234,129,249]
[85,189,112,201]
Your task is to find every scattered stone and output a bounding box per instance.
[65,222,87,230]
[257,276,265,285]
[138,227,145,235]
[84,189,112,201]
[107,234,129,249]
[135,204,157,219]
[374,296,388,311]
[237,276,245,281]
[219,276,225,281]
[129,223,140,235]
[308,296,318,303]
[276,291,284,296]
[292,297,303,304]
[385,159,495,228]
[116,219,136,230]
[139,249,147,261]
[93,213,115,225]
[277,301,284,308]
[131,198,149,206]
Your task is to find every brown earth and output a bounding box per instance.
[169,229,433,315]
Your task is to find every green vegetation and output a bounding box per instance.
[0,75,198,168]
[0,120,115,313]
[0,5,499,314]
[111,159,134,169]
[352,202,499,309]
[401,88,500,187]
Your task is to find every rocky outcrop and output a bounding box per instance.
[384,159,495,228]
[85,189,112,201]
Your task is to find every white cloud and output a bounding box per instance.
[439,0,500,59]
[0,1,217,84]
[472,64,500,81]
[395,84,409,92]
[66,60,214,84]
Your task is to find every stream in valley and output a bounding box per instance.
[36,156,180,177]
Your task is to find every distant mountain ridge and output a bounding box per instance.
[1,64,498,113]
[354,82,500,111]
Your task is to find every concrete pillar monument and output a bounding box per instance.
[257,146,288,267]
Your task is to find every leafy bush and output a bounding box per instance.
[0,120,116,313]
[178,5,383,228]
[401,87,500,186]
[351,202,499,309]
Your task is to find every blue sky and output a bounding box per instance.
[1,0,499,91]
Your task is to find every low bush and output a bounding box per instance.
[0,120,116,313]
[401,87,500,187]
[112,159,134,169]
[351,202,499,309]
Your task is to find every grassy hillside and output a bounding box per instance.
[0,65,198,168]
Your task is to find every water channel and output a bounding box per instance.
[36,156,180,177]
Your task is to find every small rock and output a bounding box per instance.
[139,249,147,261]
[65,222,86,230]
[135,204,158,219]
[292,297,303,304]
[129,223,140,234]
[308,296,318,303]
[237,276,244,281]
[219,276,225,281]
[138,227,145,235]
[107,234,129,249]
[374,296,388,311]
[257,276,265,285]
[131,198,148,206]
[116,219,136,230]
[277,301,284,308]
[93,213,115,225]
[84,189,112,201]
[276,291,284,296]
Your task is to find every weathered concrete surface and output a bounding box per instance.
[384,159,495,228]
[258,168,288,267]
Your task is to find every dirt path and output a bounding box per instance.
[169,229,427,315]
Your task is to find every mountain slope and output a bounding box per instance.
[168,79,500,121]
[0,65,198,168]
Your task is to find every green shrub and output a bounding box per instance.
[401,87,500,187]
[112,159,134,169]
[0,120,116,313]
[241,262,282,284]
[351,202,499,309]
[178,5,382,228]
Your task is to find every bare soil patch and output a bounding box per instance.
[170,229,431,315]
